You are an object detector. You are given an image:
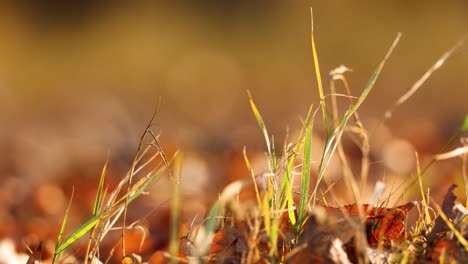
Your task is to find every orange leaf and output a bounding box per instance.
[326,201,416,246]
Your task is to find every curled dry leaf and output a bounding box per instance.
[287,202,416,263]
[326,201,417,246]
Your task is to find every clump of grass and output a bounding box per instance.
[194,10,405,262]
[51,109,175,263]
[194,10,468,264]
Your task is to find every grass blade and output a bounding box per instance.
[296,119,313,233]
[279,105,314,226]
[243,147,262,210]
[461,113,468,132]
[169,152,183,263]
[312,33,402,205]
[53,187,75,262]
[434,203,468,252]
[93,157,108,216]
[248,91,271,155]
[247,91,277,171]
[55,167,165,256]
[348,33,402,118]
[385,36,466,119]
[416,153,431,225]
[310,8,328,132]
[55,213,101,256]
[84,157,108,264]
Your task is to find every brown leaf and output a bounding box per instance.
[326,201,416,246]
[363,202,415,246]
[286,207,358,263]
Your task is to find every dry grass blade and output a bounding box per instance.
[385,36,466,119]
[329,70,359,203]
[397,117,467,201]
[310,8,328,132]
[121,106,161,257]
[434,146,468,160]
[329,66,371,190]
[415,152,431,225]
[243,147,262,211]
[53,104,173,263]
[433,203,468,252]
[247,90,276,171]
[312,33,402,206]
[55,163,167,260]
[169,152,183,264]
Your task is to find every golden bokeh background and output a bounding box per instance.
[0,0,467,200]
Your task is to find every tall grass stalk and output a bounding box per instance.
[296,119,313,234]
[169,152,183,264]
[311,33,402,206]
[84,158,109,264]
[52,187,74,263]
[309,8,328,133]
[52,108,173,262]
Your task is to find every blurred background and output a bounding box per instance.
[0,0,467,259]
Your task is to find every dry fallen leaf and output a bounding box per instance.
[326,201,416,246]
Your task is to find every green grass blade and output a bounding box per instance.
[296,119,313,232]
[461,113,468,132]
[279,105,314,226]
[55,167,166,256]
[282,153,297,226]
[55,213,101,256]
[93,157,108,215]
[271,136,278,171]
[85,157,108,264]
[53,187,75,262]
